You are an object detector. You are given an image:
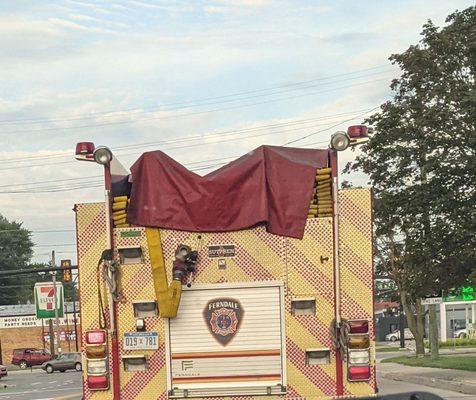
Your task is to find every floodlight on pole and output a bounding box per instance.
[93,146,113,165]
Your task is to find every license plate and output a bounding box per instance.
[123,332,159,350]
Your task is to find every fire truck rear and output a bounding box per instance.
[74,126,376,399]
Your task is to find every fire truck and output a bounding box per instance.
[74,126,376,400]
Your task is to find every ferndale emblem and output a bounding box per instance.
[204,298,243,345]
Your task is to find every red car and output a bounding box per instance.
[0,365,6,378]
[11,348,52,369]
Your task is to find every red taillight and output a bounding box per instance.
[347,125,368,138]
[87,375,109,390]
[348,365,371,381]
[348,320,369,334]
[75,142,95,155]
[86,330,106,345]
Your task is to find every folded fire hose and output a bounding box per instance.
[145,228,198,318]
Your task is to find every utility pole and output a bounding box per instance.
[48,319,55,357]
[71,276,79,352]
[65,303,71,352]
[51,251,62,355]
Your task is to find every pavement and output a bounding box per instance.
[376,348,476,396]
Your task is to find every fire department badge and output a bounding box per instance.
[204,298,243,345]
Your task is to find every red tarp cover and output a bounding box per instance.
[127,145,330,239]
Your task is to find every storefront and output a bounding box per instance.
[0,302,80,364]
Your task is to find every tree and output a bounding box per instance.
[0,215,34,304]
[346,7,476,355]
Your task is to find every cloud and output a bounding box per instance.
[47,17,118,34]
[1,0,474,263]
[213,0,273,6]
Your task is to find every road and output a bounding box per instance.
[0,368,471,399]
[378,376,473,399]
[0,369,82,400]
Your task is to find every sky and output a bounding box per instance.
[0,0,473,264]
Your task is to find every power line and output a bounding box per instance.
[0,108,374,194]
[0,112,363,172]
[0,108,369,164]
[0,76,392,135]
[33,244,76,247]
[282,106,380,145]
[0,65,392,126]
[0,228,74,234]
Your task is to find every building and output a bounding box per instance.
[0,302,81,364]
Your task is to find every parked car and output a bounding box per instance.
[385,328,414,342]
[11,348,52,369]
[0,364,7,378]
[454,328,467,338]
[41,352,82,374]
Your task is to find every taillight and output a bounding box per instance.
[87,358,108,375]
[86,330,106,345]
[348,350,370,364]
[348,365,371,381]
[87,375,109,390]
[347,320,371,382]
[85,329,109,391]
[348,335,370,349]
[348,320,369,334]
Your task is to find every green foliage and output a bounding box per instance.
[347,6,476,300]
[424,338,476,348]
[382,354,476,372]
[0,214,34,304]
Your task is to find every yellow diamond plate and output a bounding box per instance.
[76,187,376,400]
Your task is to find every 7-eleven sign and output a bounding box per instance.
[34,282,64,319]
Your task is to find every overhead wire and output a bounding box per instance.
[0,108,376,172]
[0,64,392,126]
[0,75,393,135]
[0,107,377,192]
[0,106,378,193]
[0,108,370,164]
[282,106,380,145]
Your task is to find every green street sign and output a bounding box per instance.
[34,282,64,319]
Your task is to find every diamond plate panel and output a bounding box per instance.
[76,188,376,400]
[339,189,376,395]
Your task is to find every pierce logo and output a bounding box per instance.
[203,298,243,345]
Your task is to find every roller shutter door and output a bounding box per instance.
[168,284,286,397]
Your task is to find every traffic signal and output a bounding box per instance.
[61,260,71,282]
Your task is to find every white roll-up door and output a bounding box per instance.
[167,283,286,397]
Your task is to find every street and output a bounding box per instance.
[0,368,472,400]
[378,376,474,399]
[0,369,82,400]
